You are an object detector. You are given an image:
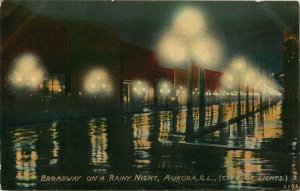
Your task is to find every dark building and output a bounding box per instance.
[68,22,121,110]
[1,1,69,97]
[120,42,223,107]
[120,42,174,106]
[1,1,224,112]
[1,1,121,111]
[205,69,223,92]
[282,28,299,132]
[283,29,299,105]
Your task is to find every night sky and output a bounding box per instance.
[10,0,299,73]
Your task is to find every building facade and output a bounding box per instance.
[1,1,224,112]
[120,42,223,108]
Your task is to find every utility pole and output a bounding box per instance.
[199,67,205,128]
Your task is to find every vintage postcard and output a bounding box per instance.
[1,0,299,190]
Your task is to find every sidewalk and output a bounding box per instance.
[1,98,280,128]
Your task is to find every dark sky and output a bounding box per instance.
[10,0,299,73]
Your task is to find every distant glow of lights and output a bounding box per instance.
[220,59,282,97]
[230,56,247,72]
[213,91,219,96]
[83,68,112,95]
[47,79,62,93]
[9,53,45,90]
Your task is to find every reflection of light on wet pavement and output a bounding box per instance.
[49,122,60,165]
[158,111,173,144]
[4,100,297,190]
[191,102,284,150]
[132,113,152,168]
[185,102,294,188]
[88,118,109,171]
[225,150,269,189]
[291,153,298,181]
[12,128,38,189]
[176,111,186,133]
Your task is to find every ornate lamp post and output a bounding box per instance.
[155,7,222,132]
[158,81,172,108]
[132,80,148,107]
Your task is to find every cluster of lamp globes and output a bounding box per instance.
[155,6,281,97]
[132,80,148,96]
[221,56,282,96]
[131,80,173,98]
[155,6,222,68]
[9,7,281,98]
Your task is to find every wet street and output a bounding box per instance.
[2,100,299,190]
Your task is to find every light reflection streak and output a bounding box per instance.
[12,128,38,189]
[176,111,186,133]
[88,118,109,170]
[158,111,172,144]
[132,113,152,168]
[49,121,60,165]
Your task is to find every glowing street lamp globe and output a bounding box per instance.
[158,81,172,97]
[155,32,188,66]
[191,35,222,67]
[83,68,112,95]
[172,6,207,41]
[9,53,45,90]
[132,80,148,97]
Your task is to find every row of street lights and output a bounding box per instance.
[155,6,282,129]
[8,52,281,119]
[130,77,277,108]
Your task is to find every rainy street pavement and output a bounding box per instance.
[2,100,299,190]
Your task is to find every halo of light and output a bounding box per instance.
[172,6,207,40]
[132,80,148,97]
[230,56,248,72]
[83,68,112,95]
[155,32,188,66]
[191,35,222,67]
[9,53,45,90]
[157,80,172,96]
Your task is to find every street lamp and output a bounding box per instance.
[229,56,248,118]
[155,6,222,131]
[8,53,45,92]
[133,80,147,96]
[158,81,172,108]
[132,80,149,106]
[172,6,207,41]
[83,68,112,97]
[176,85,187,108]
[221,72,235,103]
